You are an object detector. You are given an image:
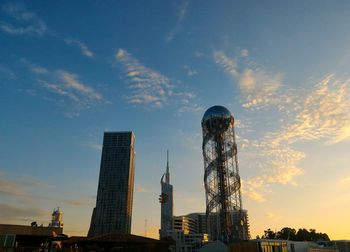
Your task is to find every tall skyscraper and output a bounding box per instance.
[201,105,249,243]
[88,132,135,237]
[159,150,173,239]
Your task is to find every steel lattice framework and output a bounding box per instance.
[202,106,243,243]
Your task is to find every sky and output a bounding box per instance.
[0,0,350,240]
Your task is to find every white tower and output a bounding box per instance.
[49,207,63,228]
[159,150,173,239]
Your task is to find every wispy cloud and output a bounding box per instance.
[116,48,200,112]
[21,59,103,117]
[116,49,170,108]
[166,0,190,42]
[264,211,281,221]
[0,203,48,223]
[38,70,103,117]
[240,74,350,202]
[0,64,16,79]
[59,71,102,100]
[0,3,47,35]
[63,198,94,207]
[0,174,27,197]
[269,75,350,145]
[214,50,292,110]
[135,184,149,193]
[20,58,48,75]
[0,173,52,198]
[64,38,94,58]
[183,65,198,76]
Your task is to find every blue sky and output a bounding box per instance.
[1,1,350,239]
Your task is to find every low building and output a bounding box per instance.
[0,224,65,251]
[62,233,172,252]
[228,240,339,252]
[333,240,350,252]
[168,230,208,252]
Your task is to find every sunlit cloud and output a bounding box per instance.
[214,50,291,110]
[64,38,94,58]
[264,211,281,221]
[0,172,53,199]
[116,48,200,112]
[0,203,49,223]
[0,174,27,197]
[135,184,149,193]
[240,74,350,202]
[63,198,94,207]
[0,3,47,35]
[270,75,350,145]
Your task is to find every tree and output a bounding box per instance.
[262,229,276,239]
[262,227,330,241]
[276,227,297,240]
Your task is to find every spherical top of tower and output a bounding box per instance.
[202,105,234,133]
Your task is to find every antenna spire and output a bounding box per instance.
[165,150,170,184]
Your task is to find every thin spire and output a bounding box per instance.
[165,149,170,184]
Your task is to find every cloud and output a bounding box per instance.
[0,173,52,198]
[176,104,203,114]
[135,185,149,193]
[0,175,27,197]
[214,50,289,110]
[64,38,94,58]
[116,48,199,112]
[0,64,16,79]
[20,58,48,75]
[264,211,281,220]
[20,59,104,117]
[37,70,103,117]
[116,49,170,108]
[183,65,198,76]
[58,71,102,100]
[270,75,350,145]
[86,143,103,151]
[240,74,350,202]
[166,0,190,42]
[0,203,48,222]
[21,58,103,116]
[0,3,47,35]
[240,49,249,57]
[63,198,94,207]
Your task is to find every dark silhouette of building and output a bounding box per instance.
[63,233,172,252]
[201,105,249,243]
[88,132,136,237]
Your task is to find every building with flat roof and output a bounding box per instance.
[88,132,136,237]
[173,216,197,235]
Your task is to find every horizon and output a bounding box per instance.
[1,1,349,240]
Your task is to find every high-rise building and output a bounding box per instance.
[88,132,135,237]
[201,105,249,243]
[159,150,173,239]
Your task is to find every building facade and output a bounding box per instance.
[88,132,135,237]
[159,150,174,239]
[173,216,197,235]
